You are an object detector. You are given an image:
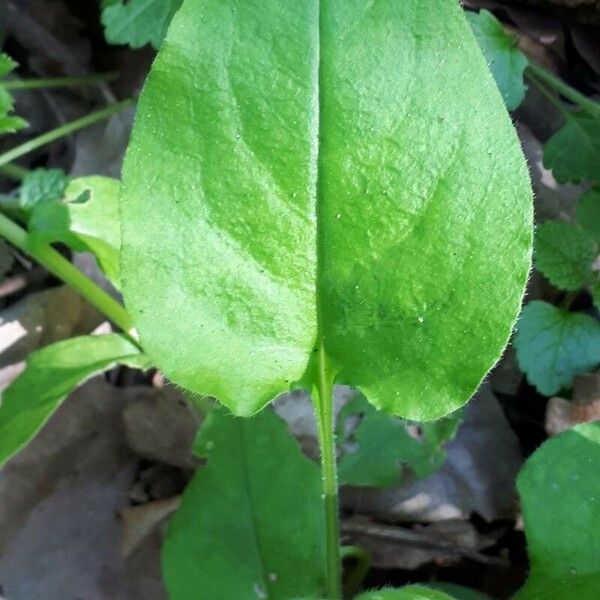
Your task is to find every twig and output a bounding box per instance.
[0,267,46,298]
[341,517,509,567]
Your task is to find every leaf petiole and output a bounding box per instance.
[3,72,118,91]
[0,211,137,342]
[313,343,342,600]
[0,99,134,169]
[0,163,29,181]
[526,62,600,117]
[525,69,572,118]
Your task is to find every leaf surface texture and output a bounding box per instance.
[121,0,532,418]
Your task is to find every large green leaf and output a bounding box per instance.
[0,334,147,468]
[467,9,528,111]
[355,587,455,600]
[515,421,600,599]
[162,408,326,599]
[514,301,600,395]
[29,176,122,287]
[121,0,532,418]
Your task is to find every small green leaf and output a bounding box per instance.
[0,114,27,134]
[467,10,528,111]
[101,0,182,49]
[576,188,600,243]
[162,408,326,599]
[337,394,461,488]
[534,221,597,291]
[544,112,600,184]
[0,54,17,78]
[514,421,600,599]
[0,53,27,135]
[122,0,532,420]
[355,587,455,600]
[20,168,69,211]
[0,334,147,468]
[29,176,122,287]
[514,301,600,395]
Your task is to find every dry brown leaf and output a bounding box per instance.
[546,372,600,435]
[0,285,102,367]
[119,496,181,558]
[341,516,502,570]
[0,378,168,599]
[123,385,201,469]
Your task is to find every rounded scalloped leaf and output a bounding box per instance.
[514,301,600,395]
[534,221,596,291]
[121,0,532,418]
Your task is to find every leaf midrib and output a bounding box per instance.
[314,0,327,374]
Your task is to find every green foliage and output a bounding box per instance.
[514,421,600,599]
[428,584,489,600]
[337,395,461,488]
[576,188,600,242]
[28,176,122,287]
[162,408,326,600]
[0,334,148,468]
[519,194,600,397]
[534,221,597,291]
[543,112,600,184]
[20,168,69,211]
[592,281,600,310]
[101,0,182,49]
[514,301,600,395]
[121,0,532,420]
[523,196,600,397]
[0,168,68,221]
[0,53,27,134]
[355,587,454,600]
[467,10,528,111]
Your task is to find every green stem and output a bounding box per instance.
[340,545,371,598]
[561,290,579,310]
[526,63,600,117]
[0,211,136,340]
[313,343,342,600]
[0,163,29,181]
[525,70,571,118]
[3,72,117,91]
[0,99,134,169]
